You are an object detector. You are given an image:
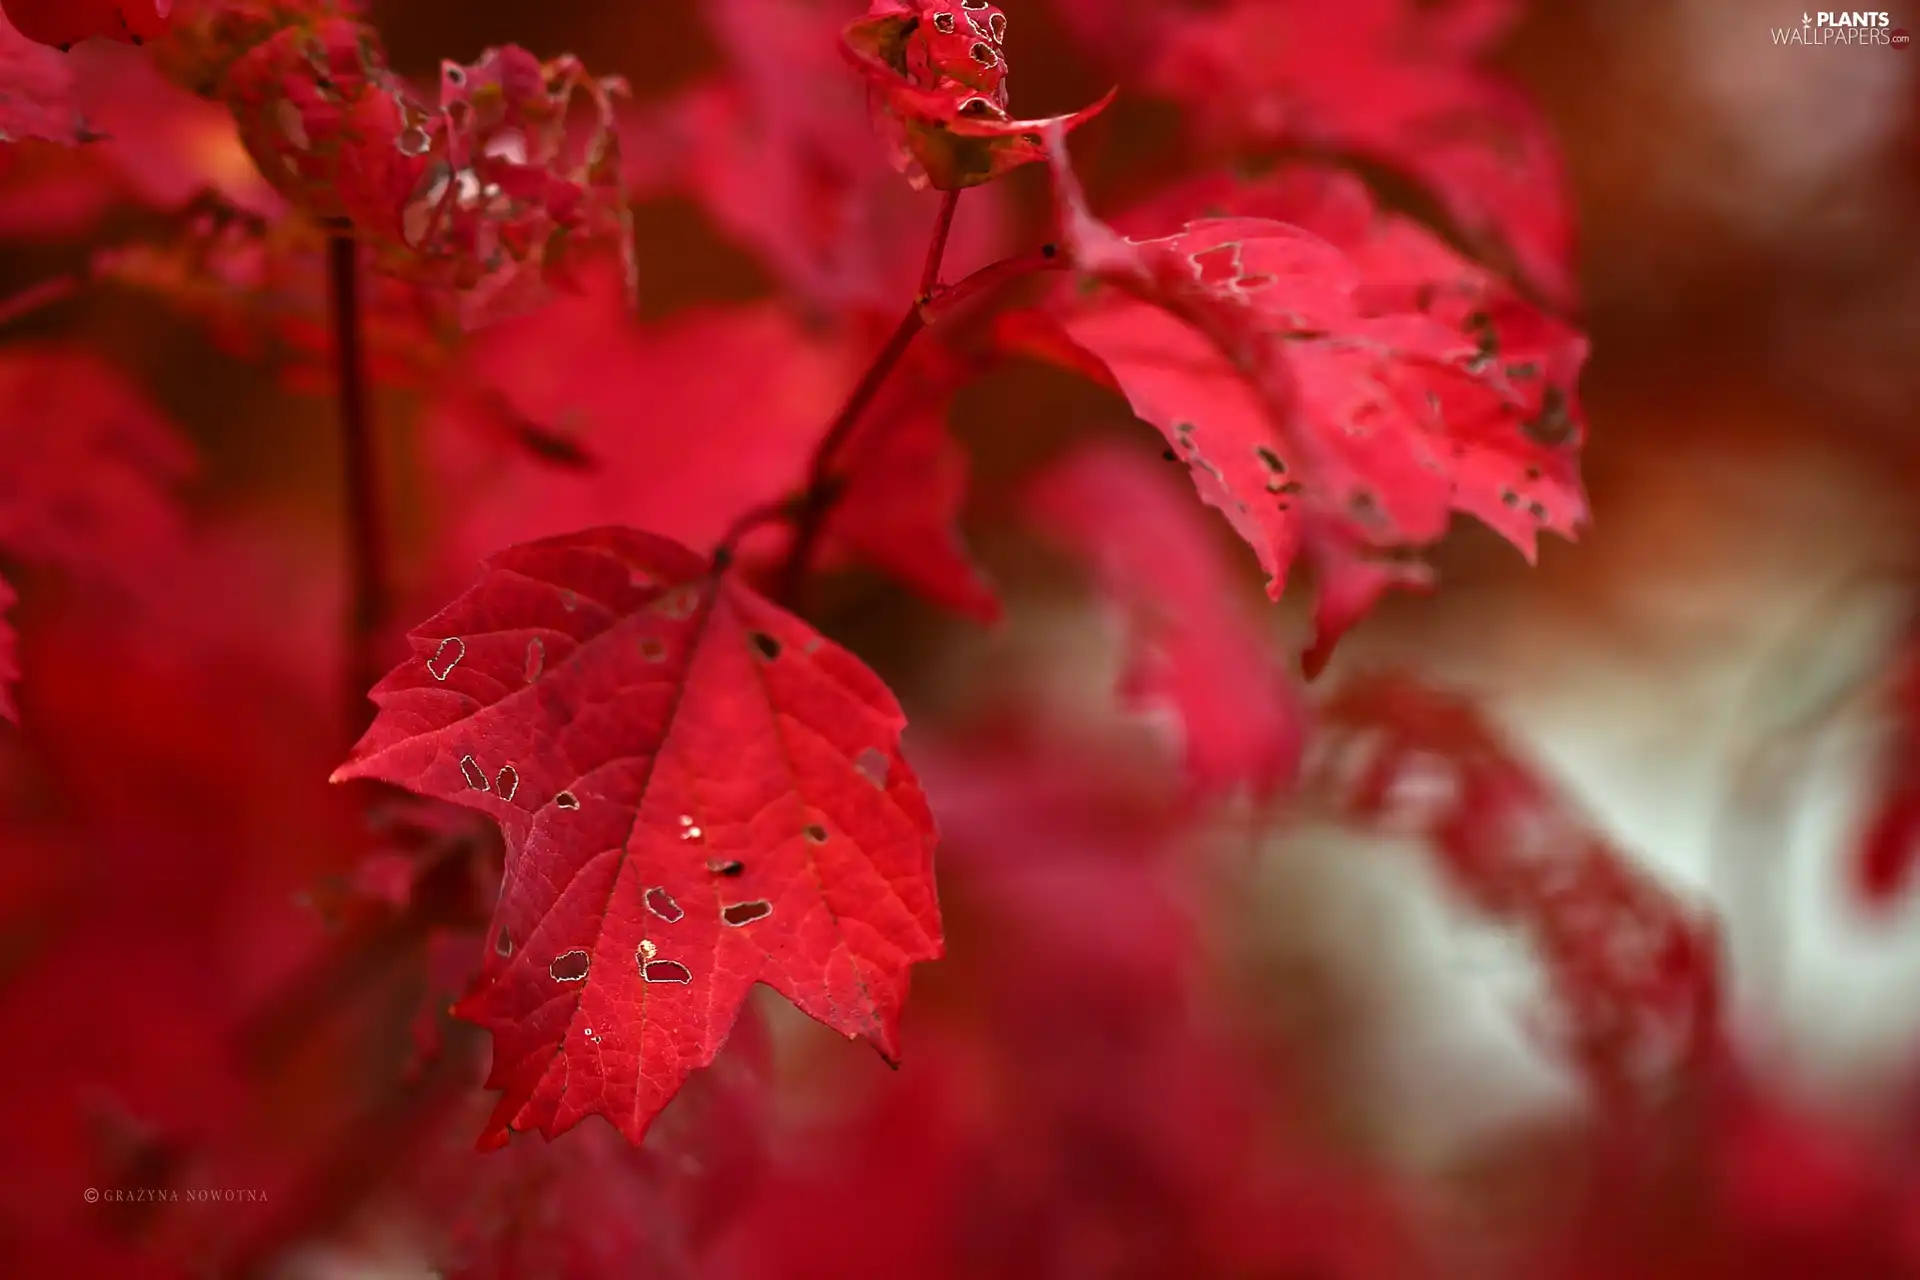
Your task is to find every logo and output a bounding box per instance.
[1773,11,1901,42]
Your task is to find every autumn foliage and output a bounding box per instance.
[1,0,1917,1276]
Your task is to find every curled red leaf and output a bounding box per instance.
[1310,673,1722,1104]
[1024,135,1587,673]
[841,0,1113,191]
[332,526,943,1148]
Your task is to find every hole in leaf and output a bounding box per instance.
[855,747,890,787]
[495,927,513,957]
[1500,489,1520,507]
[444,64,466,87]
[653,585,700,619]
[524,637,545,683]
[957,97,1004,119]
[970,41,997,64]
[639,636,668,663]
[643,959,692,984]
[961,0,986,8]
[555,790,580,810]
[932,11,955,31]
[1524,387,1575,447]
[722,900,773,927]
[459,756,489,791]
[495,765,519,802]
[426,636,464,681]
[749,631,781,662]
[804,824,828,844]
[1528,501,1549,520]
[989,11,1006,39]
[645,887,685,923]
[550,949,590,982]
[708,858,745,877]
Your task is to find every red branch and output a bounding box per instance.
[328,230,390,739]
[753,192,1065,607]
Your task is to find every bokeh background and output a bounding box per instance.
[2,0,1919,1275]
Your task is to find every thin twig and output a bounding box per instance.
[766,237,1068,609]
[919,191,961,297]
[328,229,389,739]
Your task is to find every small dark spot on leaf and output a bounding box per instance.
[804,824,828,844]
[707,858,745,877]
[1162,449,1178,462]
[639,636,668,663]
[1525,466,1542,480]
[1279,481,1305,495]
[550,949,590,982]
[1524,387,1575,447]
[749,631,781,661]
[1501,489,1520,507]
[722,900,773,927]
[1255,446,1286,473]
[445,65,466,86]
[1528,501,1549,520]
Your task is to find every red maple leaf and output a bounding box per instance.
[1141,0,1579,307]
[0,0,167,49]
[841,0,1113,191]
[1023,137,1587,674]
[332,526,943,1147]
[1025,442,1304,800]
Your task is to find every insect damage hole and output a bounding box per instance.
[426,636,464,680]
[554,790,580,810]
[804,823,828,844]
[643,959,692,984]
[854,747,890,787]
[932,11,955,31]
[549,949,590,982]
[707,858,744,877]
[494,927,513,957]
[748,631,781,661]
[644,886,685,923]
[459,755,490,791]
[722,900,773,927]
[495,765,519,802]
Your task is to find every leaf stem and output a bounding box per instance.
[919,191,960,297]
[764,203,1065,608]
[328,228,390,739]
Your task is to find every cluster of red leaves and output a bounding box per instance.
[4,0,1919,1275]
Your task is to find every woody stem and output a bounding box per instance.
[328,228,390,740]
